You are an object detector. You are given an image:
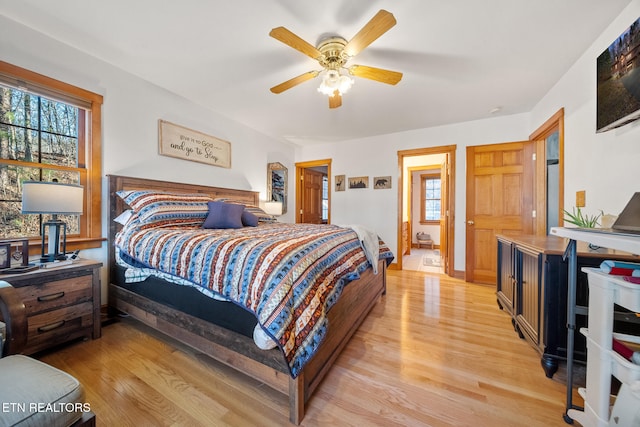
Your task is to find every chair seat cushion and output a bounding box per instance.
[0,355,85,427]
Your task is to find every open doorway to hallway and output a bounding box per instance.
[397,146,456,275]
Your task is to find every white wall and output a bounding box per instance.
[1,16,296,300]
[296,113,530,271]
[298,2,640,272]
[530,0,640,218]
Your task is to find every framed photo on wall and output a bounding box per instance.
[335,175,345,191]
[373,176,392,189]
[348,176,369,189]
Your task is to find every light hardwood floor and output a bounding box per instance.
[39,270,579,426]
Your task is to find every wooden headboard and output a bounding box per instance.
[107,174,260,284]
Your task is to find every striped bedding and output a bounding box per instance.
[115,221,393,377]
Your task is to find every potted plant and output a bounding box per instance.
[563,207,601,228]
[563,207,602,250]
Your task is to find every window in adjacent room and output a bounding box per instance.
[0,61,103,253]
[322,175,328,222]
[420,173,441,224]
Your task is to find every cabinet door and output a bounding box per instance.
[496,238,515,315]
[516,247,541,347]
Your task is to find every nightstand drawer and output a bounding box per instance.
[15,275,92,315]
[25,302,94,354]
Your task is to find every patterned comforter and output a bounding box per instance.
[115,221,393,377]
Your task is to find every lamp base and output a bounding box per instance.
[40,253,68,263]
[41,218,67,264]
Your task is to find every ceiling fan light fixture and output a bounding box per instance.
[317,69,354,96]
[270,10,399,108]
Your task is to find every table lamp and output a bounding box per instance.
[21,181,84,262]
[264,201,283,216]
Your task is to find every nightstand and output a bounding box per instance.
[0,259,102,354]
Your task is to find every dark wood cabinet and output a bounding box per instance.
[515,246,541,347]
[496,235,639,378]
[496,236,515,316]
[0,259,102,354]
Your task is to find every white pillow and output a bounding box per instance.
[114,209,134,225]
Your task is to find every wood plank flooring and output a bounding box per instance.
[38,270,578,426]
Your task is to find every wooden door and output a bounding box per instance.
[466,142,534,284]
[301,168,324,224]
[439,160,448,273]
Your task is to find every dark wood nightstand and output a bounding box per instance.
[0,259,102,354]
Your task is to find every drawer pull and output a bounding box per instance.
[37,291,65,302]
[38,320,65,333]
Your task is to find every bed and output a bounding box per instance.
[107,174,392,424]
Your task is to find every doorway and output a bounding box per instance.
[397,146,456,275]
[295,159,331,224]
[531,108,565,235]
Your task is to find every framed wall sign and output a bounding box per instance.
[158,119,231,168]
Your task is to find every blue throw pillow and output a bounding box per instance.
[241,209,259,227]
[203,201,244,229]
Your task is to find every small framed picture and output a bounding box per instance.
[373,176,392,189]
[0,243,10,269]
[335,175,345,192]
[348,176,369,189]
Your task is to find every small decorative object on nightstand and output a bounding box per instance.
[0,238,38,274]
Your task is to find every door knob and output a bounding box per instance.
[467,220,474,225]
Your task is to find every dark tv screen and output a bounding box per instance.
[596,17,640,133]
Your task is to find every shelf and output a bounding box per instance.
[550,227,640,255]
[582,268,640,312]
[580,329,640,385]
[555,227,640,427]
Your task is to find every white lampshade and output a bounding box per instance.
[264,201,283,216]
[22,181,84,214]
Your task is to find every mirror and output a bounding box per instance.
[267,162,287,214]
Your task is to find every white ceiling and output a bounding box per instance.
[1,0,633,145]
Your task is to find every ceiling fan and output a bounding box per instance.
[269,9,403,109]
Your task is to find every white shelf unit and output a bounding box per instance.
[572,270,640,426]
[550,227,640,427]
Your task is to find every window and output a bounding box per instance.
[322,175,328,222]
[420,173,441,223]
[0,61,102,252]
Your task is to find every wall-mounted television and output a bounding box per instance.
[596,16,640,133]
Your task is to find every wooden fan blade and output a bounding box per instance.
[344,10,396,57]
[329,91,342,109]
[349,65,402,85]
[270,71,319,94]
[270,27,322,60]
